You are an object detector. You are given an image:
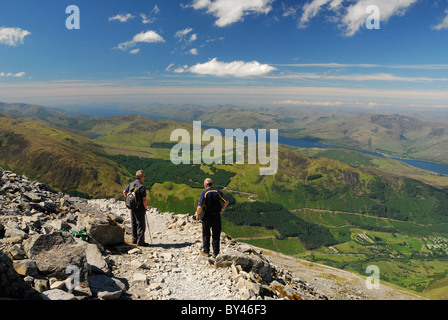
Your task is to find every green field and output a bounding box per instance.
[225,207,448,299]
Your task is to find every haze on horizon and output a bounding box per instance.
[1,0,448,110]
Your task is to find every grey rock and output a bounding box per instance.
[50,280,66,290]
[5,244,26,260]
[34,278,49,293]
[23,231,88,281]
[77,211,124,246]
[97,290,122,300]
[5,227,28,243]
[41,289,77,300]
[132,273,148,285]
[0,250,27,298]
[88,274,124,299]
[13,259,38,276]
[23,192,42,203]
[215,249,272,282]
[82,241,111,275]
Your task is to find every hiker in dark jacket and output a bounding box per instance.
[196,178,229,257]
[123,170,149,247]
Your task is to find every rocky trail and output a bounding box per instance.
[0,167,422,301]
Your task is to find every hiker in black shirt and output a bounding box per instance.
[123,170,149,247]
[196,178,229,257]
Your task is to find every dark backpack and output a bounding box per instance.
[126,182,143,210]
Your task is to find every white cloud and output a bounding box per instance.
[268,72,448,82]
[15,72,26,78]
[300,0,334,27]
[189,33,198,42]
[174,65,190,73]
[175,28,193,38]
[342,0,417,37]
[174,58,276,77]
[141,5,161,24]
[175,28,197,44]
[328,0,344,10]
[116,30,165,51]
[190,0,274,27]
[281,2,300,17]
[433,10,448,31]
[174,28,198,54]
[276,62,448,70]
[298,0,417,36]
[109,13,135,23]
[140,13,155,24]
[191,0,212,9]
[152,5,161,15]
[165,63,175,71]
[0,71,26,78]
[273,100,344,106]
[133,31,164,43]
[0,27,31,47]
[129,48,140,54]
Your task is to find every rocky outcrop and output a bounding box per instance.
[215,248,273,283]
[0,167,114,299]
[23,231,88,282]
[0,250,27,298]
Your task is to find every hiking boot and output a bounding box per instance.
[138,242,150,247]
[201,250,210,257]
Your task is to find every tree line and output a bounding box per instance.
[222,201,338,250]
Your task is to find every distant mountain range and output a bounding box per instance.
[299,114,448,165]
[59,102,448,165]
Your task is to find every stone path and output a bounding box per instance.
[98,202,243,300]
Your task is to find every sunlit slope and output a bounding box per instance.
[0,113,127,198]
[69,113,190,154]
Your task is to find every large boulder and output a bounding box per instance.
[40,289,77,300]
[22,231,88,282]
[0,250,27,298]
[88,274,127,300]
[215,248,273,282]
[77,211,124,246]
[76,240,111,275]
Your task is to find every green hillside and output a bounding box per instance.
[2,106,448,298]
[0,113,128,198]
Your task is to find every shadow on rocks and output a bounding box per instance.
[150,241,196,250]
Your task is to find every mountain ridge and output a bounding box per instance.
[0,113,128,198]
[298,113,448,165]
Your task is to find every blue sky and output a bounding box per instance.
[1,0,448,109]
